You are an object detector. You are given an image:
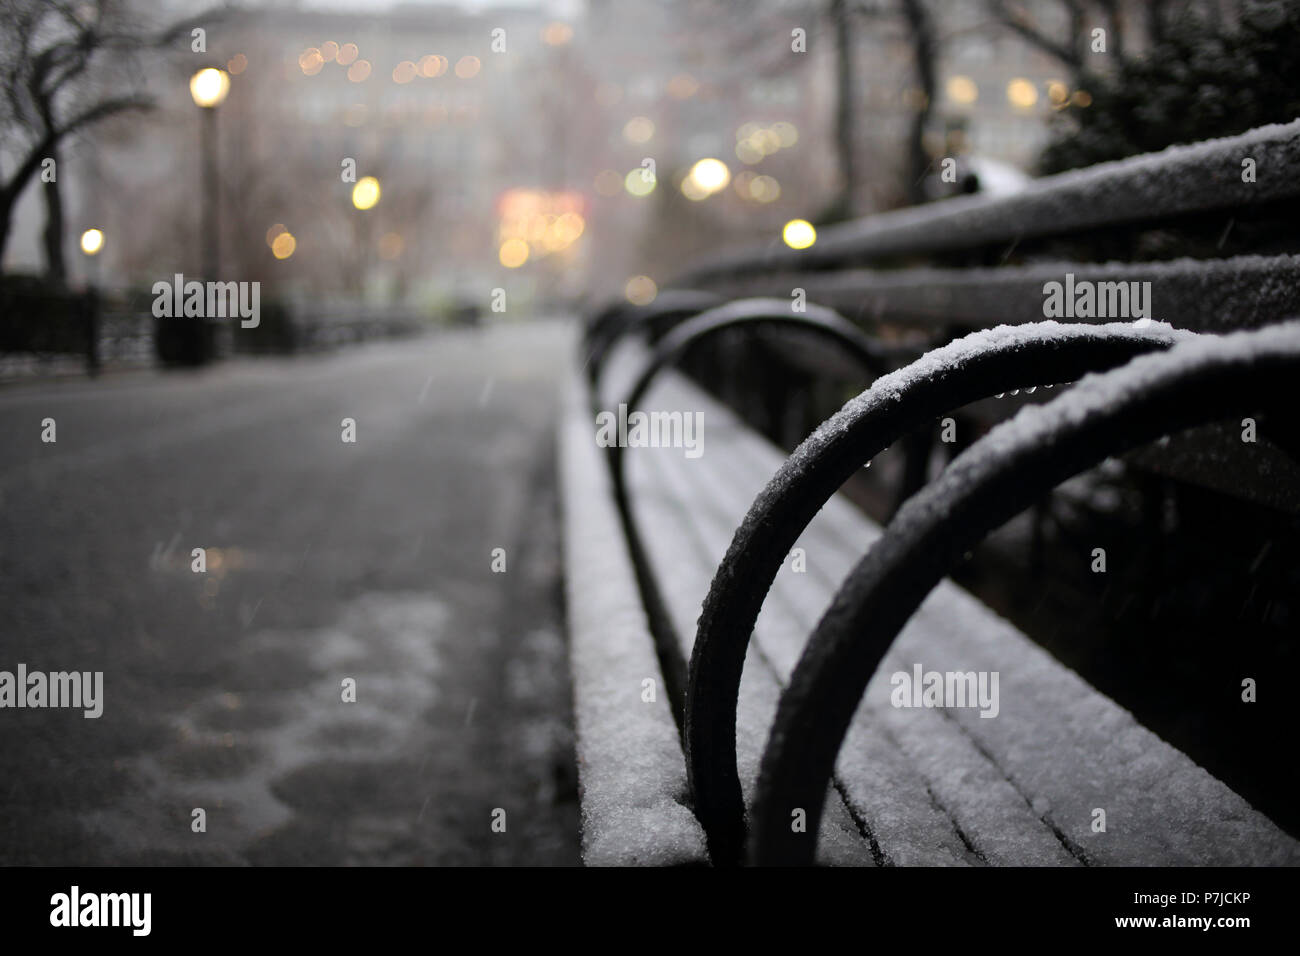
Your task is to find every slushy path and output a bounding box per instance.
[0,320,580,865]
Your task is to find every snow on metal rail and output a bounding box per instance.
[685,320,1193,865]
[699,254,1300,334]
[749,321,1300,866]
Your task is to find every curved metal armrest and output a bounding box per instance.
[686,320,1194,865]
[583,289,723,389]
[603,297,887,726]
[749,320,1300,865]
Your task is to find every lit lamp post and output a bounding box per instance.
[79,228,104,373]
[79,225,104,290]
[189,67,230,280]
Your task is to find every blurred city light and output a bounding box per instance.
[685,158,730,199]
[1007,78,1038,109]
[623,116,655,144]
[455,56,481,79]
[189,67,231,108]
[750,175,780,203]
[227,54,247,75]
[947,75,978,105]
[352,176,381,210]
[337,42,359,66]
[347,59,371,82]
[298,48,324,76]
[542,22,574,46]
[624,168,655,197]
[499,238,529,268]
[772,121,798,148]
[782,219,816,250]
[624,275,657,305]
[271,232,297,259]
[79,228,104,256]
[735,139,763,164]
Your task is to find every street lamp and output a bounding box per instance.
[190,67,230,281]
[189,67,230,108]
[79,228,104,256]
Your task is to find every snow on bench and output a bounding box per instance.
[563,335,1300,866]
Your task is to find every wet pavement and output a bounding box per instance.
[0,320,580,865]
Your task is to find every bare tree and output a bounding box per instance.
[899,0,936,207]
[0,0,211,279]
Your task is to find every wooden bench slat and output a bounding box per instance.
[577,333,1300,866]
[559,380,708,867]
[626,426,875,865]
[642,372,1079,865]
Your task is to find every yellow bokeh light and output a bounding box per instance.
[298,48,324,76]
[772,121,798,148]
[680,175,709,202]
[735,139,763,165]
[624,275,657,306]
[420,54,446,78]
[1071,89,1093,107]
[271,232,296,259]
[1007,78,1038,109]
[352,176,381,210]
[393,60,417,84]
[750,175,781,203]
[782,219,816,250]
[337,43,359,66]
[553,211,585,244]
[499,238,530,268]
[79,228,104,256]
[687,158,730,195]
[455,56,481,79]
[265,223,287,247]
[1048,80,1069,104]
[623,116,655,144]
[189,67,230,107]
[624,168,656,197]
[227,54,247,75]
[947,75,978,105]
[542,22,574,46]
[347,59,371,82]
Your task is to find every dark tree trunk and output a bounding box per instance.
[901,0,936,207]
[42,145,67,286]
[830,0,860,219]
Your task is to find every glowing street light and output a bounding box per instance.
[782,219,817,250]
[79,228,104,256]
[352,176,381,210]
[687,158,730,195]
[190,67,230,287]
[189,67,230,108]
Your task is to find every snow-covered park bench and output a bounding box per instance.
[561,121,1300,866]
